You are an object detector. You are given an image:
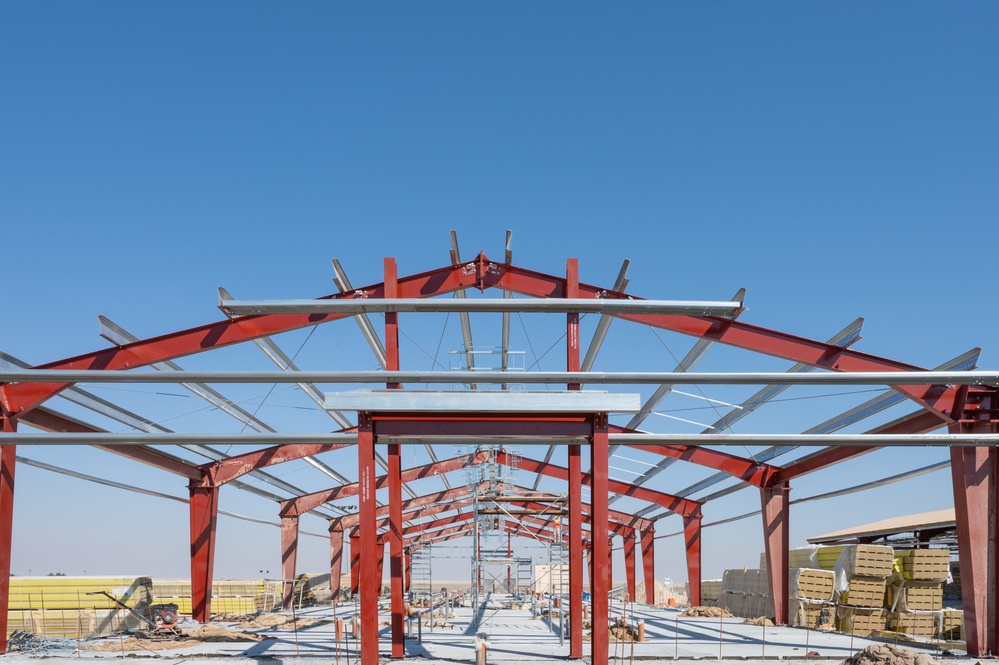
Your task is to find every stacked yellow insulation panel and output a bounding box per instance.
[789,568,836,629]
[6,576,153,639]
[886,549,954,638]
[151,579,268,615]
[833,544,894,636]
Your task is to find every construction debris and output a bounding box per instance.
[744,616,774,626]
[679,606,733,618]
[237,613,321,630]
[840,644,943,665]
[634,580,669,606]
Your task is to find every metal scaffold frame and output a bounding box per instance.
[1,231,997,663]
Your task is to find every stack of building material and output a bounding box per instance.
[886,549,951,638]
[720,569,768,619]
[6,576,153,638]
[700,580,722,607]
[941,608,963,640]
[833,545,894,636]
[788,568,836,628]
[759,547,820,570]
[150,579,266,615]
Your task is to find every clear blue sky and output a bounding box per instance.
[2,3,997,584]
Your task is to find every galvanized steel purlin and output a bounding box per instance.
[5,368,999,384]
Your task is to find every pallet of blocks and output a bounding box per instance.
[700,580,722,607]
[833,545,894,635]
[6,576,153,639]
[788,568,836,629]
[720,569,768,619]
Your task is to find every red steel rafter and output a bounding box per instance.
[497,451,701,516]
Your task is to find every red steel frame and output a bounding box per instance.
[0,252,994,657]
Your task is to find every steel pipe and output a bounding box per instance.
[218,297,743,316]
[4,369,999,385]
[2,432,998,446]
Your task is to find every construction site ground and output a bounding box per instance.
[1,594,970,665]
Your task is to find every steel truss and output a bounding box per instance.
[1,239,997,662]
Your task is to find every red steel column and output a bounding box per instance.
[623,530,637,602]
[760,481,790,624]
[640,528,655,606]
[683,508,703,606]
[0,416,17,655]
[358,414,379,665]
[329,528,344,603]
[350,531,360,595]
[385,257,404,658]
[950,396,998,657]
[591,414,610,665]
[281,515,299,610]
[567,258,584,658]
[568,445,583,658]
[189,480,219,622]
[388,443,404,658]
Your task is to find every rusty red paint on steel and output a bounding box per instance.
[510,497,651,532]
[2,253,972,421]
[490,258,967,419]
[640,529,655,606]
[770,409,948,484]
[281,451,489,517]
[17,406,201,479]
[357,423,379,665]
[331,485,482,530]
[498,451,701,516]
[206,441,355,487]
[760,482,790,625]
[568,445,583,659]
[0,418,16,655]
[280,515,299,610]
[624,533,637,601]
[0,262,474,416]
[683,512,702,606]
[373,415,593,438]
[387,442,404,659]
[189,484,219,623]
[590,418,610,665]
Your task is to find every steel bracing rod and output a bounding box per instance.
[331,263,449,493]
[281,452,491,517]
[632,348,979,519]
[98,316,354,488]
[217,288,352,430]
[6,431,999,445]
[621,287,751,439]
[331,259,388,369]
[0,353,344,516]
[17,455,331,537]
[449,231,477,385]
[623,318,866,510]
[7,368,997,385]
[533,259,631,491]
[218,297,745,317]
